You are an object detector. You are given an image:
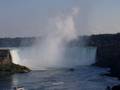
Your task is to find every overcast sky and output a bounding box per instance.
[0,0,120,37]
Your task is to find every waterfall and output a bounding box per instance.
[10,47,97,69]
[10,49,20,64]
[62,47,97,67]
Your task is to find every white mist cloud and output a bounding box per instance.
[11,7,96,70]
[72,7,80,16]
[12,7,80,69]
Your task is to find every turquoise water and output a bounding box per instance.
[0,66,120,90]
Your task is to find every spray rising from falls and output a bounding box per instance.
[11,8,97,69]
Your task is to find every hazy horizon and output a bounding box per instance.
[0,0,120,37]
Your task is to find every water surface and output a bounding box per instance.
[0,66,120,90]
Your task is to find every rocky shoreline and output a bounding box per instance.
[0,49,31,76]
[0,63,31,76]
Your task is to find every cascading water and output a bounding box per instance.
[10,46,97,69]
[10,8,97,70]
[62,47,97,67]
[10,49,20,64]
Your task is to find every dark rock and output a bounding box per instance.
[86,33,120,79]
[111,85,120,90]
[95,45,120,78]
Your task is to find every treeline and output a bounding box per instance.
[0,37,36,47]
[88,33,120,47]
[0,33,120,47]
[69,33,120,47]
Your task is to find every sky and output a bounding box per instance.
[0,0,120,37]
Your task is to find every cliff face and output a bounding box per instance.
[95,45,120,78]
[69,33,120,78]
[88,33,120,78]
[95,45,120,67]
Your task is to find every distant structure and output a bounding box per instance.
[0,49,12,64]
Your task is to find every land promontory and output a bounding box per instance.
[0,49,30,76]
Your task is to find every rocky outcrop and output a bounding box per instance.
[0,49,30,76]
[95,45,120,78]
[111,85,120,90]
[88,33,120,79]
[0,64,31,76]
[70,33,120,79]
